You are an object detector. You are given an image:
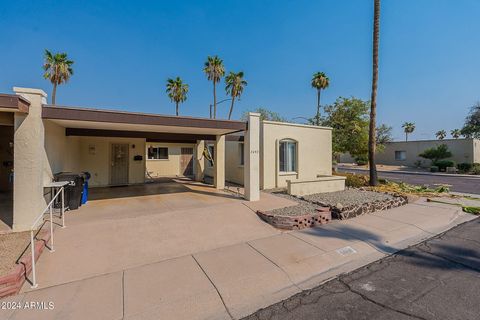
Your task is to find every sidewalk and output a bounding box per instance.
[243,217,480,320]
[1,198,476,320]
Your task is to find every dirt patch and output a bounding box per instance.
[0,232,30,277]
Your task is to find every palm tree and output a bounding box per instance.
[311,72,330,125]
[43,49,74,105]
[402,122,416,141]
[436,130,447,140]
[368,0,381,186]
[166,77,189,116]
[450,129,461,139]
[225,71,247,120]
[203,56,225,119]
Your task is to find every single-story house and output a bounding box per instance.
[340,139,480,167]
[0,87,344,232]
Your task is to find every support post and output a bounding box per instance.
[214,135,225,189]
[244,112,260,201]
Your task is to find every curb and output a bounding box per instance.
[0,231,51,299]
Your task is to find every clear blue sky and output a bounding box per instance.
[1,0,479,141]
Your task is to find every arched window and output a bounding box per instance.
[279,139,297,172]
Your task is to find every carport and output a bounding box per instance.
[9,87,261,232]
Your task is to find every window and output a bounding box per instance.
[239,143,244,166]
[148,147,169,160]
[279,140,297,172]
[395,150,406,161]
[206,145,215,167]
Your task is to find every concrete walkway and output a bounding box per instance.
[243,217,480,320]
[1,198,476,320]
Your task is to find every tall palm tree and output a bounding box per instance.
[436,130,447,140]
[225,71,247,120]
[203,56,225,119]
[166,77,189,116]
[402,122,416,141]
[368,0,381,186]
[311,72,330,125]
[43,49,74,105]
[450,129,461,139]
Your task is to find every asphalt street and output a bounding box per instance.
[338,168,480,195]
[242,217,480,320]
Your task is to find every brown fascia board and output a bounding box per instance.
[66,128,216,142]
[0,94,30,113]
[43,105,247,131]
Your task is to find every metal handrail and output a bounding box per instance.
[29,186,65,288]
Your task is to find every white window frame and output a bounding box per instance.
[148,146,169,160]
[279,139,297,173]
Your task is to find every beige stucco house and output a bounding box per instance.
[340,139,480,167]
[0,87,343,232]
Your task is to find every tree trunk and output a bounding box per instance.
[213,82,217,119]
[368,0,380,186]
[228,97,235,120]
[316,89,321,125]
[176,102,179,116]
[405,132,408,142]
[52,83,57,105]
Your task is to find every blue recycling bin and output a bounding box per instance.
[81,172,91,204]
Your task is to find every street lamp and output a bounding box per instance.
[210,98,232,119]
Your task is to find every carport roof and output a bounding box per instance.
[0,94,30,113]
[42,105,247,137]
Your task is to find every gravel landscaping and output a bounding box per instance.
[302,189,394,207]
[302,188,408,220]
[0,231,30,277]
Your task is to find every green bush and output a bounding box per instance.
[419,144,452,163]
[354,154,368,166]
[457,163,472,173]
[433,160,455,171]
[472,163,480,175]
[430,166,439,173]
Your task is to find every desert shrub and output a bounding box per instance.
[472,163,480,175]
[334,172,369,187]
[433,160,455,171]
[457,163,472,173]
[354,154,368,166]
[419,144,452,163]
[430,166,439,172]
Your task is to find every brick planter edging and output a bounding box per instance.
[257,209,332,230]
[301,192,408,220]
[0,231,51,299]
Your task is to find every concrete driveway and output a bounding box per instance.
[1,182,477,320]
[19,179,294,289]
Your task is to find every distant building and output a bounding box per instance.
[340,139,480,166]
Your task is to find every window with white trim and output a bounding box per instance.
[148,147,169,160]
[279,140,297,172]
